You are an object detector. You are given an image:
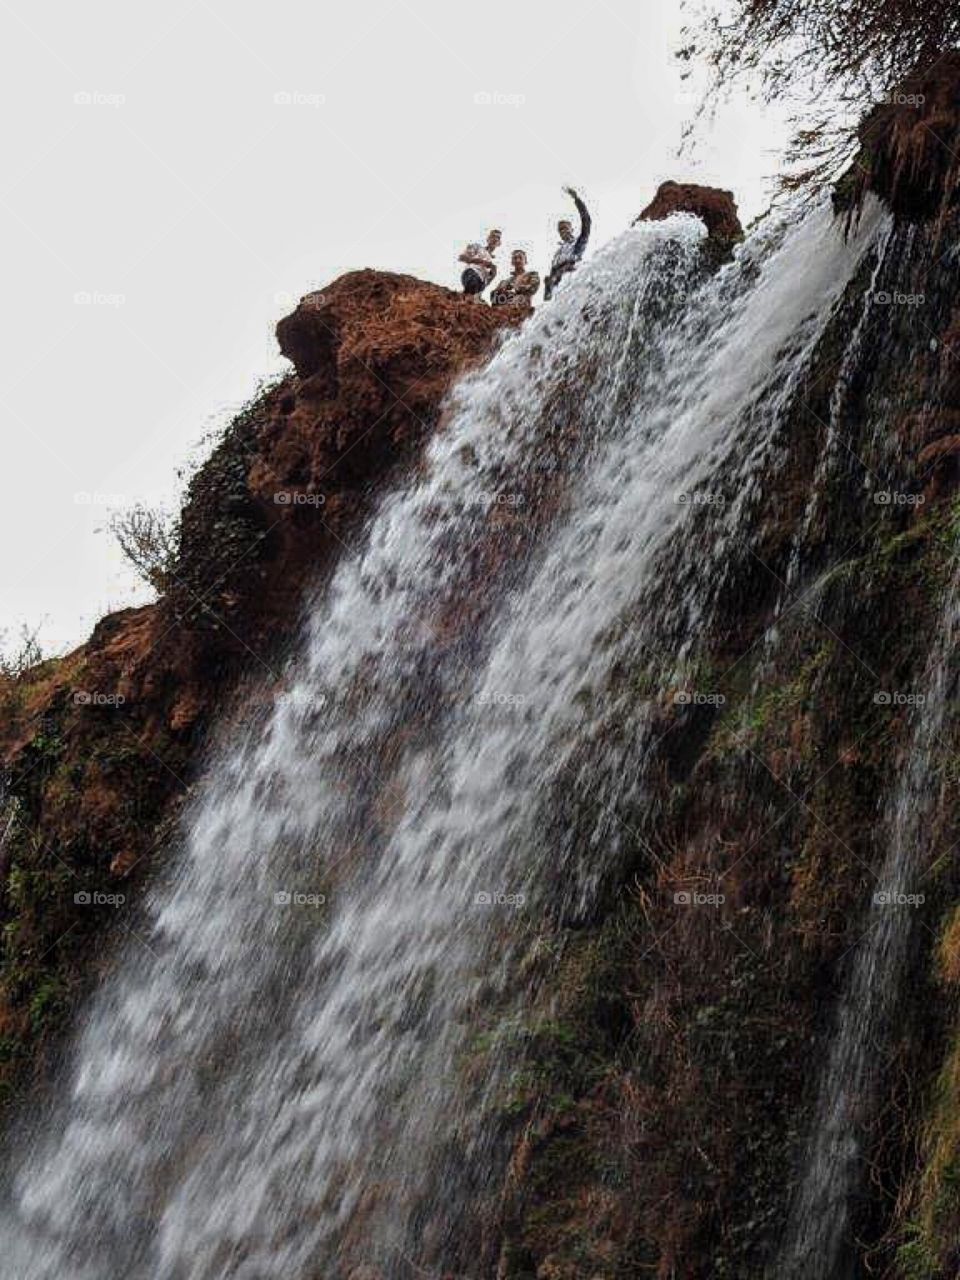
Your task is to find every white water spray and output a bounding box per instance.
[1,203,884,1280]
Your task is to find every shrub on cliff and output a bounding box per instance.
[110,505,178,595]
[0,627,49,746]
[0,627,43,681]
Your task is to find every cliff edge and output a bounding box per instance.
[0,271,520,1098]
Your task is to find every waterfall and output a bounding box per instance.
[0,791,16,898]
[778,568,960,1277]
[1,201,885,1280]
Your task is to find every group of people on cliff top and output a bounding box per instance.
[458,187,591,310]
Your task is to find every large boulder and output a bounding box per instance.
[636,181,743,245]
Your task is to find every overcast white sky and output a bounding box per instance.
[0,0,792,657]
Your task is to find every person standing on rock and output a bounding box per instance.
[544,187,591,300]
[491,249,541,310]
[459,229,502,300]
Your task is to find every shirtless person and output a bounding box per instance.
[459,229,502,300]
[491,249,541,310]
[543,187,591,301]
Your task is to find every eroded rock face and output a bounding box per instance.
[636,180,743,244]
[0,271,521,1099]
[840,51,960,223]
[259,271,521,595]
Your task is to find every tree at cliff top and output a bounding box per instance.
[682,0,960,188]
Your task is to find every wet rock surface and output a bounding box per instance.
[838,50,960,224]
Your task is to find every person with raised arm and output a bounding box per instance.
[544,187,591,300]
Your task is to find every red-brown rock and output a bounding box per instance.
[842,51,960,223]
[919,433,960,500]
[636,181,743,243]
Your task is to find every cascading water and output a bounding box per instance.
[778,569,960,1278]
[0,791,16,891]
[0,200,886,1279]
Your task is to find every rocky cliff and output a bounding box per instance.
[3,61,960,1280]
[0,271,520,1101]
